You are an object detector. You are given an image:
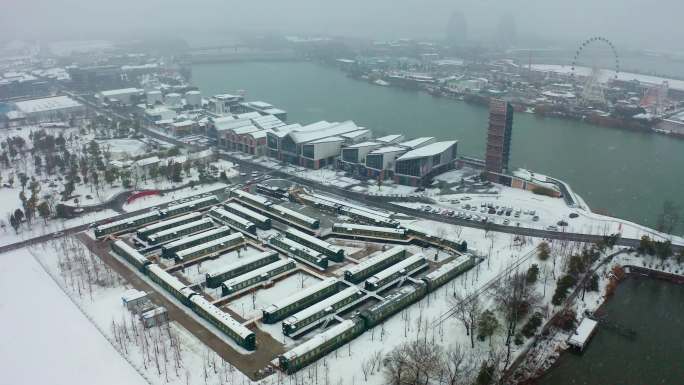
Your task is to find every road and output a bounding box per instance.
[215,152,684,253]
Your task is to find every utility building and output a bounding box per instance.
[485,99,514,183]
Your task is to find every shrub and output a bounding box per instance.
[521,312,544,338]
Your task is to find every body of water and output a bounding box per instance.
[191,61,684,234]
[537,278,684,385]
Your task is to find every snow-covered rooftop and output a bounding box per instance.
[396,140,457,161]
[568,317,598,349]
[399,137,435,149]
[13,96,82,114]
[369,145,407,155]
[289,121,359,144]
[376,134,404,143]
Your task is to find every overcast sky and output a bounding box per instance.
[2,0,683,51]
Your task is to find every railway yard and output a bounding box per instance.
[84,183,481,379]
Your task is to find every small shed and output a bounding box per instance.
[568,317,598,351]
[121,289,150,312]
[141,307,169,328]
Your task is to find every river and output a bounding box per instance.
[191,61,684,235]
[537,277,684,385]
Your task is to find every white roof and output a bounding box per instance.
[175,232,244,259]
[236,112,262,120]
[225,202,269,223]
[376,134,404,143]
[208,207,254,228]
[345,246,405,276]
[139,212,202,233]
[149,218,214,240]
[346,141,381,149]
[216,118,251,132]
[399,137,435,149]
[206,250,278,278]
[163,226,231,250]
[248,101,273,109]
[265,278,338,313]
[369,145,407,155]
[396,140,457,161]
[310,136,344,144]
[568,318,598,347]
[368,253,425,282]
[14,96,82,114]
[341,129,369,139]
[270,204,318,225]
[333,223,406,235]
[99,88,141,97]
[289,121,359,144]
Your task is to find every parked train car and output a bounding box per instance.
[282,286,365,336]
[343,246,407,284]
[189,294,256,350]
[137,212,203,241]
[174,232,244,262]
[256,184,288,200]
[163,195,219,218]
[332,223,407,241]
[147,218,215,245]
[229,188,273,211]
[365,253,427,291]
[161,226,231,259]
[339,206,400,228]
[224,202,271,230]
[285,228,344,262]
[359,283,428,327]
[221,258,296,296]
[207,207,257,234]
[421,254,476,291]
[147,264,195,305]
[269,235,328,270]
[269,204,320,230]
[111,240,151,271]
[279,318,365,374]
[262,278,341,323]
[205,250,279,288]
[95,210,161,238]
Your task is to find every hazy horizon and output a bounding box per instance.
[2,0,684,52]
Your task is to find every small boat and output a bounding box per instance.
[373,79,390,86]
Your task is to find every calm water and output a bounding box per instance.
[192,61,684,234]
[537,278,684,385]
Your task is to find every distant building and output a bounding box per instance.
[278,121,366,169]
[96,88,143,106]
[207,94,244,115]
[121,289,150,312]
[340,141,383,175]
[394,140,458,186]
[12,95,86,122]
[485,99,513,183]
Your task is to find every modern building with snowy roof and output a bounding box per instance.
[394,140,458,186]
[95,88,143,106]
[12,95,85,122]
[207,93,244,115]
[340,141,384,174]
[398,136,435,149]
[362,145,409,180]
[279,120,366,169]
[376,134,405,143]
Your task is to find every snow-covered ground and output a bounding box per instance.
[226,271,321,321]
[122,182,229,212]
[97,138,148,159]
[178,245,265,285]
[0,248,149,385]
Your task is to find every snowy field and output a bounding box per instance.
[97,138,148,159]
[0,248,148,385]
[122,182,229,212]
[226,271,321,321]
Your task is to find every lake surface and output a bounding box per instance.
[537,278,684,385]
[191,61,684,234]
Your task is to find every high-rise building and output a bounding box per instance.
[485,99,513,183]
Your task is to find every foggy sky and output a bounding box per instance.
[2,0,684,51]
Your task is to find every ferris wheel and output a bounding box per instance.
[570,37,620,105]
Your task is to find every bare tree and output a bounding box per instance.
[451,292,481,348]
